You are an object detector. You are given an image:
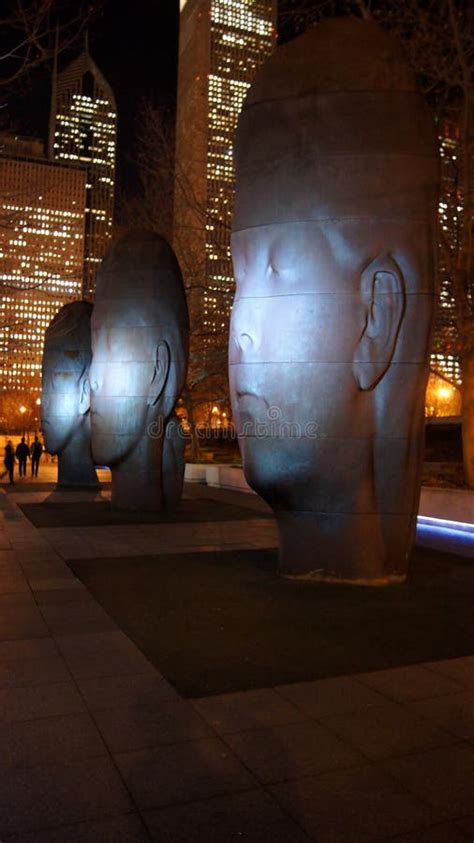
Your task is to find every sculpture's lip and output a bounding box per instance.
[236,391,270,413]
[237,390,265,402]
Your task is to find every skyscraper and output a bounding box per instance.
[174,0,276,351]
[0,136,86,393]
[431,120,463,387]
[49,48,117,299]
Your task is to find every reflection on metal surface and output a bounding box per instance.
[230,19,440,583]
[90,229,189,511]
[41,301,98,488]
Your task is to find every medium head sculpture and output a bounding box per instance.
[89,229,189,511]
[41,301,98,488]
[230,18,439,583]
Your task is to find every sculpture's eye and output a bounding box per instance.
[231,246,248,284]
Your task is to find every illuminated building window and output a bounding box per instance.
[0,138,86,392]
[174,0,276,346]
[430,119,464,388]
[49,49,117,299]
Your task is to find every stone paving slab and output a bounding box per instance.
[320,699,455,761]
[269,764,439,842]
[192,687,309,734]
[3,814,150,843]
[377,825,471,843]
[76,673,180,711]
[0,712,107,769]
[223,720,365,784]
[381,743,474,820]
[354,663,464,702]
[142,790,310,842]
[38,518,278,560]
[0,636,59,663]
[92,697,214,753]
[423,654,474,686]
[275,675,388,719]
[114,738,258,810]
[0,756,134,836]
[0,652,71,688]
[0,681,86,723]
[406,689,474,740]
[55,629,157,680]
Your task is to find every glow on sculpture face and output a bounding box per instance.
[41,349,88,455]
[229,218,424,508]
[231,222,355,497]
[89,299,158,466]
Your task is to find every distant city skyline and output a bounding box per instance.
[0,41,116,395]
[0,136,86,393]
[49,48,117,298]
[174,0,276,350]
[3,0,179,207]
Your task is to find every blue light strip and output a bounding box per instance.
[417,515,474,536]
[416,514,474,549]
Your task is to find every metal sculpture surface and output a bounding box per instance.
[41,301,98,488]
[89,229,189,511]
[230,19,439,583]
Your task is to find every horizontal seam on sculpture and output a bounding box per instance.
[243,90,424,109]
[232,292,433,299]
[237,435,421,440]
[272,510,418,515]
[240,152,436,159]
[232,217,433,232]
[229,361,427,365]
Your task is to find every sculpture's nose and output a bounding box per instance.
[88,364,100,395]
[230,297,261,360]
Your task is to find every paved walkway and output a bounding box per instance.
[1,481,474,841]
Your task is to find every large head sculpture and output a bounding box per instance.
[89,229,189,510]
[41,300,98,487]
[230,19,439,582]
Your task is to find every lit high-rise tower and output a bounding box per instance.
[0,136,86,394]
[174,0,276,350]
[49,47,117,299]
[431,120,463,387]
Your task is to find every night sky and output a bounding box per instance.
[91,0,179,200]
[5,0,180,207]
[4,1,299,214]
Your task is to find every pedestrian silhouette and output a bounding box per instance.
[1,441,15,485]
[31,437,43,477]
[15,437,30,478]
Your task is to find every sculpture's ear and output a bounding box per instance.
[353,254,406,391]
[149,341,170,407]
[78,374,90,415]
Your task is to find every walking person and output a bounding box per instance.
[31,436,43,477]
[15,437,30,478]
[1,441,15,485]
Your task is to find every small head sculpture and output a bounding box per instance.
[41,301,93,455]
[230,18,439,582]
[89,229,189,510]
[41,301,98,488]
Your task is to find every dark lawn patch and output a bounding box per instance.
[18,498,267,528]
[69,546,474,698]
